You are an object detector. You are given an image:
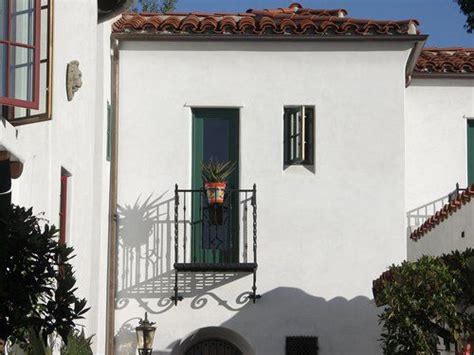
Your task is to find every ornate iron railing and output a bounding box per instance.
[171,184,259,304]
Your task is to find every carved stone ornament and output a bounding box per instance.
[66,60,82,101]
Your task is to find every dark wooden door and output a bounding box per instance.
[185,339,243,355]
[191,108,240,264]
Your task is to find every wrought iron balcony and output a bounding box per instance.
[171,184,259,305]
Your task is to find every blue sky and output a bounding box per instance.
[173,0,473,47]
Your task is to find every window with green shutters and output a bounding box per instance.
[284,106,314,166]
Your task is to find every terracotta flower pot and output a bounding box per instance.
[10,161,23,179]
[204,182,227,205]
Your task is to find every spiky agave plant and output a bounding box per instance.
[201,158,236,183]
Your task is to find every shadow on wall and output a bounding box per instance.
[115,317,141,355]
[116,193,251,314]
[115,196,381,354]
[164,287,381,355]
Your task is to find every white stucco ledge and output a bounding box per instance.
[184,102,245,108]
[0,118,25,163]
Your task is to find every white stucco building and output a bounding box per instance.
[0,0,129,353]
[0,1,473,355]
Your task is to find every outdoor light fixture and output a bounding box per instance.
[136,312,156,355]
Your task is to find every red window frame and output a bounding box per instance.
[0,0,41,109]
[59,174,69,245]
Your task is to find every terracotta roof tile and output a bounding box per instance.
[112,3,420,36]
[415,48,474,75]
[410,184,474,241]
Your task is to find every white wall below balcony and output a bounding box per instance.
[115,40,412,355]
[408,199,474,261]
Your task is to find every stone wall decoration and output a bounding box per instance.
[66,60,82,101]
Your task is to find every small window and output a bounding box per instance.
[286,336,319,355]
[284,106,314,166]
[1,0,54,125]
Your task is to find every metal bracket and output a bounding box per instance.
[248,293,262,302]
[170,295,183,304]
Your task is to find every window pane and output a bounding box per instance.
[14,105,27,117]
[203,119,230,162]
[290,112,295,160]
[40,6,47,59]
[29,60,46,115]
[10,45,34,101]
[296,109,302,160]
[0,1,7,41]
[0,44,6,97]
[12,0,35,46]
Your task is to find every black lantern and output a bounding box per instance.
[135,312,156,355]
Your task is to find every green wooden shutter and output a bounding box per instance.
[467,120,474,185]
[284,108,291,165]
[304,107,314,165]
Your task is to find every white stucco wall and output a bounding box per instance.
[0,1,112,353]
[115,40,413,355]
[408,199,474,261]
[405,78,474,214]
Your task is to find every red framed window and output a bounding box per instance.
[0,0,41,109]
[59,172,69,245]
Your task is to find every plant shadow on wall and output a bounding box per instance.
[115,192,252,314]
[166,287,381,355]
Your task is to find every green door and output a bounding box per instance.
[468,120,474,185]
[192,108,239,263]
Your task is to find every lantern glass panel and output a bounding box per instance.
[143,328,156,349]
[136,330,145,349]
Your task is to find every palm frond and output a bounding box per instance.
[202,158,236,183]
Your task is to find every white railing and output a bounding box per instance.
[406,184,464,232]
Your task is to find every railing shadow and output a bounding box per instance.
[166,287,382,355]
[116,192,251,314]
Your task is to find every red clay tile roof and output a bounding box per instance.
[372,269,394,306]
[415,48,474,75]
[410,184,474,241]
[112,3,420,36]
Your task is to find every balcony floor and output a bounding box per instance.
[174,262,257,272]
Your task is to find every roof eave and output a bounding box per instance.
[412,72,474,79]
[111,32,429,42]
[405,36,428,87]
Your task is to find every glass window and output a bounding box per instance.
[284,106,315,166]
[0,0,41,111]
[1,0,53,125]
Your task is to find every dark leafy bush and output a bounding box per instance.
[0,205,89,346]
[376,250,474,354]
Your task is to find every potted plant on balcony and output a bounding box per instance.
[202,158,236,206]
